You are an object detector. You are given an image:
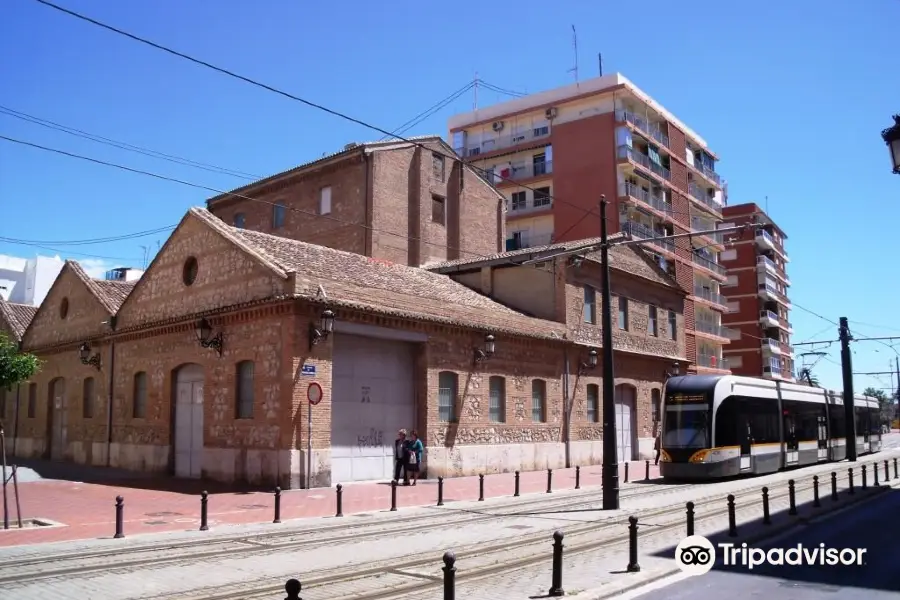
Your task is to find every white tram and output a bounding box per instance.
[659,375,882,480]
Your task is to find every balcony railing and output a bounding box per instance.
[693,161,722,186]
[508,198,553,215]
[691,217,723,243]
[756,229,776,247]
[761,338,781,353]
[615,109,670,149]
[622,221,675,252]
[694,285,727,306]
[687,183,724,215]
[501,160,553,182]
[692,253,726,277]
[617,146,671,181]
[455,126,551,158]
[620,183,674,217]
[697,354,727,369]
[760,309,780,322]
[758,282,789,305]
[695,321,734,339]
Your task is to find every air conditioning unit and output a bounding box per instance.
[545,107,558,120]
[492,121,505,132]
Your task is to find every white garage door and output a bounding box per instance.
[615,385,636,462]
[331,334,416,483]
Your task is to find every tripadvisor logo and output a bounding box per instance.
[675,535,867,575]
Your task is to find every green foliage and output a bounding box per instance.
[0,333,40,391]
[798,368,819,387]
[862,386,888,405]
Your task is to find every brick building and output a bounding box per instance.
[206,136,505,267]
[1,206,686,488]
[448,73,731,375]
[719,203,793,380]
[0,299,38,442]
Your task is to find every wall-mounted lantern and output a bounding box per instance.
[881,114,900,175]
[473,333,496,364]
[578,348,599,375]
[79,343,102,370]
[196,318,223,357]
[309,309,335,351]
[665,362,681,380]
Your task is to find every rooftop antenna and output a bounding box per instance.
[765,195,769,215]
[567,25,579,87]
[473,71,478,110]
[598,52,603,76]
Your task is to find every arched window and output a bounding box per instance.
[586,383,599,423]
[438,371,458,422]
[133,372,148,418]
[532,380,546,423]
[489,376,506,423]
[83,377,95,419]
[235,361,255,419]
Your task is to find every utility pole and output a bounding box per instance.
[599,196,618,510]
[839,317,857,462]
[895,356,899,427]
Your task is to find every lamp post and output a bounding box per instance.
[599,196,619,510]
[882,114,900,175]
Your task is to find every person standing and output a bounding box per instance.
[654,434,661,465]
[394,429,409,485]
[405,430,424,486]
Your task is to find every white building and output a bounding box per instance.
[0,254,65,306]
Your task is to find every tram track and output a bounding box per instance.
[208,462,888,600]
[0,481,697,584]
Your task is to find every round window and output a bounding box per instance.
[60,297,69,319]
[182,257,199,286]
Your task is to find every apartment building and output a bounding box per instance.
[447,73,730,374]
[719,203,793,381]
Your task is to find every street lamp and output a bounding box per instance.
[599,195,619,510]
[881,114,900,175]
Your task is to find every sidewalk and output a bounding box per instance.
[0,459,660,547]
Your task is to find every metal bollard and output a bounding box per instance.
[624,462,629,483]
[200,491,209,531]
[284,578,303,600]
[761,487,770,525]
[885,460,890,482]
[478,474,485,501]
[862,464,868,490]
[788,480,797,516]
[390,480,398,512]
[547,469,553,494]
[626,516,641,572]
[727,494,737,537]
[685,501,695,536]
[437,476,444,507]
[335,484,344,517]
[813,476,821,507]
[831,472,838,501]
[848,468,855,495]
[273,487,282,524]
[443,551,457,600]
[575,465,581,490]
[895,458,898,480]
[514,471,520,497]
[114,495,124,539]
[548,530,565,597]
[874,463,880,487]
[645,460,650,481]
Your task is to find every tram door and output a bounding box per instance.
[817,409,828,460]
[739,420,753,471]
[783,411,799,465]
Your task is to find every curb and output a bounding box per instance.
[578,478,896,599]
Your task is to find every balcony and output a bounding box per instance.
[755,229,776,251]
[617,146,671,181]
[506,232,553,251]
[622,221,675,254]
[697,354,727,370]
[615,109,670,149]
[693,285,728,308]
[759,310,780,327]
[688,183,724,216]
[691,216,724,245]
[761,338,781,354]
[694,321,734,340]
[756,255,790,286]
[693,161,722,187]
[455,126,551,158]
[619,183,674,218]
[508,197,552,216]
[500,161,553,183]
[758,283,790,307]
[762,366,785,380]
[692,253,727,278]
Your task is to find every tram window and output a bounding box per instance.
[714,396,740,447]
[783,400,819,441]
[743,396,780,444]
[828,403,846,438]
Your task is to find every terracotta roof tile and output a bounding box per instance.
[91,280,137,312]
[0,300,38,341]
[201,214,566,341]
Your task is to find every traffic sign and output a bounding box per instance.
[307,382,323,406]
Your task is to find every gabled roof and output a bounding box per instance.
[427,235,682,290]
[206,135,502,206]
[188,208,566,340]
[0,300,38,342]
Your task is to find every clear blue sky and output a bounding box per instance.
[1,0,898,394]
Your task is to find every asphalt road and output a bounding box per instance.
[634,483,900,599]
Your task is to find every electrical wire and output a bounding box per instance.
[380,82,475,141]
[0,225,176,246]
[477,79,527,98]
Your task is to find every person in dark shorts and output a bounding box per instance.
[394,429,409,484]
[405,430,424,486]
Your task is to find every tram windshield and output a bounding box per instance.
[663,394,710,448]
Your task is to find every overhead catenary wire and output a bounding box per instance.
[379,81,476,140]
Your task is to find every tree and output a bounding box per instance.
[798,367,819,387]
[862,387,891,425]
[0,333,39,393]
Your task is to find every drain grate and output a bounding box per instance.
[237,504,269,510]
[144,520,168,526]
[145,511,183,517]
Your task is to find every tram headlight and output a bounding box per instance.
[689,449,711,463]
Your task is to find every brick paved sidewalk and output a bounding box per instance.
[0,459,660,547]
